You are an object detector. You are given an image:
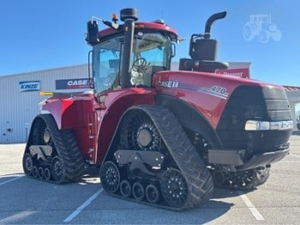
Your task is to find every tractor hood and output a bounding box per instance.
[153,70,288,129]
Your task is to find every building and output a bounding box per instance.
[0,64,90,143]
[0,62,299,143]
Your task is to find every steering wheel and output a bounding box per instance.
[132,57,148,72]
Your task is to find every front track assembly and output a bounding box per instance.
[100,105,214,211]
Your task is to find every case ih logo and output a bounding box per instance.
[19,81,40,92]
[55,78,91,90]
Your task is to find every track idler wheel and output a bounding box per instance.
[145,184,159,203]
[132,182,145,201]
[51,156,64,182]
[23,153,33,176]
[120,180,131,198]
[100,161,120,193]
[161,168,188,208]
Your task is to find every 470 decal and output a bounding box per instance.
[211,85,227,95]
[197,85,228,99]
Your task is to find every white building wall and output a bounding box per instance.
[0,64,89,143]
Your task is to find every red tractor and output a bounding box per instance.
[22,8,293,210]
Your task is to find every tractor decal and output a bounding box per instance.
[243,14,281,43]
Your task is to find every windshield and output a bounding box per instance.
[92,31,173,94]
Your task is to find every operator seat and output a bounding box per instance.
[143,65,166,86]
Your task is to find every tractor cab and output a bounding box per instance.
[86,9,178,95]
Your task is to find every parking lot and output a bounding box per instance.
[1,131,300,224]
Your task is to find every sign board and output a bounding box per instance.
[55,78,91,90]
[19,81,40,92]
[215,68,250,79]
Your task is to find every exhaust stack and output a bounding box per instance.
[204,11,227,39]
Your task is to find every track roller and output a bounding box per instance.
[145,184,159,203]
[132,182,145,201]
[32,166,38,178]
[44,168,51,181]
[38,167,44,179]
[120,180,131,197]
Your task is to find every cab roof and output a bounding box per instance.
[98,21,178,41]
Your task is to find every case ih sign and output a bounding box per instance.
[19,81,40,92]
[55,78,91,90]
[215,68,250,79]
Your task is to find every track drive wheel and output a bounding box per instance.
[100,161,120,193]
[119,109,161,151]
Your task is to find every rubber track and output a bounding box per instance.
[106,105,214,210]
[27,114,86,184]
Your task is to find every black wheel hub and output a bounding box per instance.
[23,153,33,175]
[100,161,120,193]
[136,123,160,151]
[137,125,153,148]
[51,156,64,182]
[120,110,161,151]
[161,169,188,208]
[43,129,51,144]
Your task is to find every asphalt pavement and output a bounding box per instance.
[0,131,299,224]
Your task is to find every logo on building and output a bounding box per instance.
[55,78,91,90]
[19,81,40,92]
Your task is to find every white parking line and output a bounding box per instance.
[63,188,103,223]
[290,154,300,159]
[0,176,24,186]
[237,190,264,221]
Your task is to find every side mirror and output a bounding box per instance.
[86,21,100,45]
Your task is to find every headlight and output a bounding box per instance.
[245,120,293,131]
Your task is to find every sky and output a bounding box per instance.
[1,0,299,88]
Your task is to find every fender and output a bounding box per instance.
[41,93,94,130]
[94,88,156,164]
